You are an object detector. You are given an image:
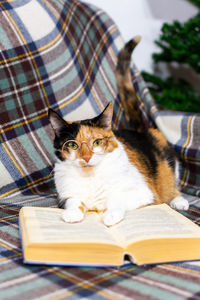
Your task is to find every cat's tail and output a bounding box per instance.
[116,36,145,131]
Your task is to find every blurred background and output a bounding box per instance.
[85,0,198,72]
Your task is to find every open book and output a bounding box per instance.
[19,204,200,266]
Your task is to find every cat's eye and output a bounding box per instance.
[93,139,102,147]
[66,141,79,150]
[61,137,109,154]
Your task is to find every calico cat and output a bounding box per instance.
[49,37,189,226]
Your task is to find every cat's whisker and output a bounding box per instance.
[49,169,54,175]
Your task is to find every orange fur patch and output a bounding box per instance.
[76,125,115,142]
[154,161,177,204]
[121,132,178,205]
[79,205,85,214]
[81,166,94,173]
[75,125,118,161]
[149,128,168,148]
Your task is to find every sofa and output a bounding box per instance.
[0,0,200,299]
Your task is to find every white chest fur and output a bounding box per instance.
[54,142,154,211]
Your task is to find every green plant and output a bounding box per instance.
[142,0,200,112]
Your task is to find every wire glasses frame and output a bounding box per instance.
[61,137,111,154]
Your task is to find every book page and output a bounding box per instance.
[21,207,119,246]
[109,204,200,247]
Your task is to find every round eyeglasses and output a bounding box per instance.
[61,137,110,154]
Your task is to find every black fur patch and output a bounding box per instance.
[54,123,80,161]
[162,147,176,172]
[80,118,97,127]
[114,129,174,177]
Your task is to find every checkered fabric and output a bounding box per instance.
[0,0,200,299]
[0,0,125,201]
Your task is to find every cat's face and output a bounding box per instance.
[49,102,118,169]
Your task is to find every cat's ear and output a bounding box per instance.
[93,102,113,130]
[48,109,68,136]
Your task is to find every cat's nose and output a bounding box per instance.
[82,155,91,163]
[80,143,92,163]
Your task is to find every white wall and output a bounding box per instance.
[84,0,198,73]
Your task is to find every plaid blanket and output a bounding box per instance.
[0,0,200,299]
[0,0,126,200]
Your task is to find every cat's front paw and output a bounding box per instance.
[62,208,84,223]
[103,209,124,227]
[170,196,189,211]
